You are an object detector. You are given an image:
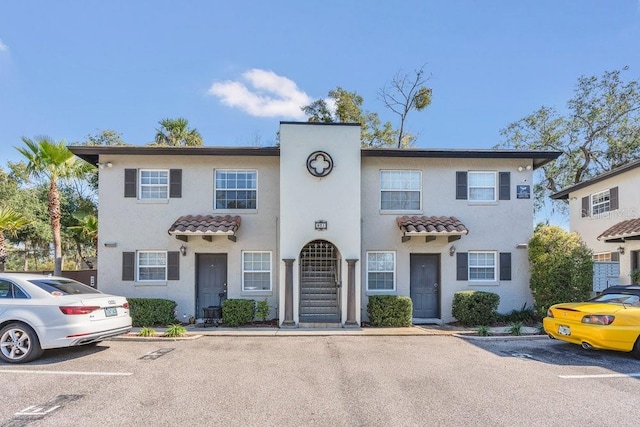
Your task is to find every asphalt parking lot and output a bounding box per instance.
[1,335,639,427]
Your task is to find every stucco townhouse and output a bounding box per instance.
[551,158,640,290]
[69,122,560,327]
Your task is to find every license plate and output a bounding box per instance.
[105,307,118,317]
[558,325,571,336]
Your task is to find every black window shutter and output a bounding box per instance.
[609,186,619,211]
[499,172,510,200]
[499,252,512,281]
[456,252,468,280]
[170,169,182,198]
[456,172,468,200]
[167,251,180,280]
[581,196,590,217]
[122,252,135,281]
[611,252,620,262]
[124,169,137,198]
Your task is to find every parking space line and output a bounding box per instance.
[559,373,640,379]
[0,369,132,376]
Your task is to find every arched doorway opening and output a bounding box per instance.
[299,240,341,323]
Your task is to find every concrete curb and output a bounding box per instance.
[454,333,549,341]
[110,333,204,342]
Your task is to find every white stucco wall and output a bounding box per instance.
[361,157,536,322]
[96,154,280,320]
[568,169,640,285]
[278,123,362,324]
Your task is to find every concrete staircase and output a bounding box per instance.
[299,280,340,326]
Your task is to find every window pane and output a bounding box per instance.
[380,171,421,210]
[215,170,257,209]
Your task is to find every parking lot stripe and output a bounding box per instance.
[0,369,132,376]
[559,373,640,379]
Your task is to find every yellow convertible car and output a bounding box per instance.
[543,285,640,358]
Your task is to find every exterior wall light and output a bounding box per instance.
[449,245,456,256]
[97,161,113,169]
[517,165,532,172]
[618,246,625,255]
[180,245,187,256]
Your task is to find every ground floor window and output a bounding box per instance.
[367,251,395,291]
[242,251,272,291]
[137,251,167,281]
[469,251,496,281]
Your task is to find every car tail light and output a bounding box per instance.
[123,302,129,309]
[547,309,554,318]
[582,315,615,325]
[59,306,100,315]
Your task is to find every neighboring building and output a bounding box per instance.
[552,158,640,289]
[70,122,559,327]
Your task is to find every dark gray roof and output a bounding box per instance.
[551,158,640,200]
[69,145,560,170]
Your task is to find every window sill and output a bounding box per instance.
[241,291,273,297]
[136,199,169,204]
[468,281,499,286]
[466,201,498,206]
[379,210,423,215]
[134,281,168,287]
[214,209,257,214]
[366,290,397,295]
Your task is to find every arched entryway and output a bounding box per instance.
[299,240,341,323]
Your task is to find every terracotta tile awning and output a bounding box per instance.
[597,218,640,242]
[168,215,241,242]
[396,215,469,243]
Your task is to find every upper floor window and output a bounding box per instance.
[140,170,169,200]
[469,251,496,281]
[380,170,421,211]
[366,251,396,291]
[468,172,496,202]
[242,251,272,291]
[137,251,167,281]
[591,189,610,215]
[215,170,257,210]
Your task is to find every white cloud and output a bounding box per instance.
[208,69,312,119]
[0,39,8,52]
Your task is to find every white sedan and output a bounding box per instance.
[0,273,131,363]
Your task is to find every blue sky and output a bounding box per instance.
[1,0,639,167]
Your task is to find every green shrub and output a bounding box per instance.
[631,269,640,284]
[476,325,491,336]
[496,303,539,324]
[138,327,156,337]
[367,295,413,327]
[508,322,523,336]
[222,299,256,327]
[164,324,187,337]
[255,300,270,322]
[528,225,593,317]
[452,291,500,326]
[128,298,177,327]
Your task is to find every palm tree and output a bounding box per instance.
[16,137,90,275]
[0,207,29,272]
[153,117,203,146]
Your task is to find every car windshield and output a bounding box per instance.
[591,293,640,306]
[28,279,101,295]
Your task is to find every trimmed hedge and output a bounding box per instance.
[128,298,177,327]
[452,291,500,326]
[367,295,413,327]
[222,299,255,327]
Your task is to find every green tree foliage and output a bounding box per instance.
[528,225,593,317]
[499,67,640,214]
[80,129,128,146]
[0,207,29,272]
[152,117,203,147]
[302,87,398,147]
[16,137,92,275]
[380,65,433,148]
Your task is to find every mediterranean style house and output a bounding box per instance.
[551,158,640,290]
[70,122,560,327]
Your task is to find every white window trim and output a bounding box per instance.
[379,170,422,213]
[468,251,497,282]
[242,251,272,292]
[137,250,168,282]
[590,189,611,216]
[139,169,169,201]
[214,169,259,212]
[593,252,613,262]
[366,251,396,292]
[468,171,497,203]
